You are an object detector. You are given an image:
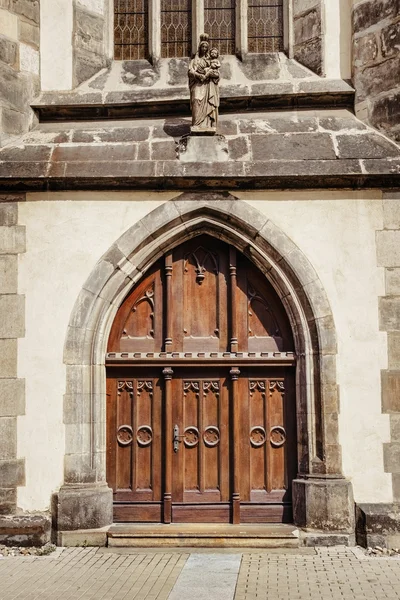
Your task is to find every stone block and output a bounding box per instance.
[356,503,400,548]
[19,42,39,74]
[353,0,399,34]
[0,458,25,487]
[57,484,113,531]
[300,532,355,547]
[64,452,97,484]
[151,140,177,161]
[0,379,25,416]
[293,477,355,532]
[381,22,400,58]
[0,294,24,338]
[388,332,400,369]
[0,34,17,67]
[228,136,249,161]
[0,203,17,227]
[294,8,321,43]
[390,414,400,441]
[0,339,17,377]
[370,92,400,134]
[238,53,280,81]
[58,527,108,547]
[74,48,107,86]
[293,37,323,76]
[383,199,400,229]
[382,371,400,413]
[0,106,27,136]
[10,0,39,24]
[74,6,104,54]
[251,133,335,161]
[353,33,379,67]
[377,230,400,267]
[380,296,400,331]
[293,0,319,18]
[19,19,39,48]
[0,8,18,40]
[179,136,228,163]
[0,417,16,459]
[355,55,400,102]
[0,488,16,514]
[336,133,400,159]
[0,255,17,293]
[0,513,51,546]
[384,442,400,472]
[72,127,150,143]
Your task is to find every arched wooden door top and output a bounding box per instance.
[107,235,294,355]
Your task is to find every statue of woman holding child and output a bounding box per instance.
[188,33,221,133]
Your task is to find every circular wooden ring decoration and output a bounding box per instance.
[184,426,200,447]
[117,425,133,446]
[270,426,286,447]
[203,426,220,447]
[250,426,266,447]
[137,425,153,447]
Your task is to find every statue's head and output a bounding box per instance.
[198,33,209,57]
[210,48,219,59]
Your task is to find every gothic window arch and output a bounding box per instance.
[114,0,285,60]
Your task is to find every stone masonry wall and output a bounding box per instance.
[0,0,40,145]
[73,0,109,87]
[0,195,26,515]
[293,0,324,76]
[352,0,400,142]
[378,191,400,502]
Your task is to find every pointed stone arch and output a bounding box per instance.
[58,195,354,537]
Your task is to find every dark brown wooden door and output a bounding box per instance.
[106,235,297,523]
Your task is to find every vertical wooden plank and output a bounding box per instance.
[163,367,173,523]
[230,366,241,524]
[229,247,238,353]
[165,252,173,351]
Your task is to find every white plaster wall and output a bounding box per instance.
[17,192,177,511]
[17,191,391,510]
[40,0,74,91]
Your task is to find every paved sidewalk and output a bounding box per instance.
[0,546,400,600]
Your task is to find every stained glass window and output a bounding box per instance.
[161,0,191,58]
[114,0,148,60]
[204,0,235,56]
[248,0,284,53]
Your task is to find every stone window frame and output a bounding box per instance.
[107,0,295,61]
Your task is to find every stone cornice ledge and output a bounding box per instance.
[0,158,398,192]
[32,80,355,122]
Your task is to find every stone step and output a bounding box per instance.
[107,523,300,548]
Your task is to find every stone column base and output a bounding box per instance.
[293,476,355,533]
[57,484,113,531]
[356,503,400,548]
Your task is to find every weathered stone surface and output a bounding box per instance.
[0,106,27,136]
[167,58,190,86]
[381,22,400,58]
[356,503,400,548]
[179,136,229,163]
[294,8,321,43]
[353,33,379,67]
[0,488,16,515]
[0,513,51,546]
[293,478,355,532]
[151,140,177,161]
[382,370,400,413]
[252,133,336,160]
[355,56,400,102]
[386,268,400,295]
[0,339,17,377]
[383,198,400,228]
[0,145,52,162]
[380,297,400,330]
[0,295,24,338]
[384,443,400,472]
[0,34,17,67]
[0,379,25,416]
[353,0,399,34]
[388,332,400,368]
[228,136,249,161]
[293,0,320,18]
[0,417,16,459]
[74,49,107,87]
[377,230,400,267]
[370,92,400,133]
[0,203,17,226]
[72,127,150,144]
[52,144,138,162]
[57,484,113,531]
[58,527,108,547]
[121,60,160,87]
[0,458,25,487]
[19,19,39,48]
[337,133,400,159]
[294,38,323,76]
[74,5,104,55]
[10,0,39,23]
[238,53,280,81]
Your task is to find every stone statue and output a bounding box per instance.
[188,34,221,134]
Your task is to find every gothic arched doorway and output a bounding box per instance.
[106,234,297,524]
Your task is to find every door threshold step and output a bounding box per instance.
[107,523,299,548]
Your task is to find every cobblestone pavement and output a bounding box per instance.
[0,546,400,600]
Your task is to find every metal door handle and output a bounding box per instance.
[173,424,185,453]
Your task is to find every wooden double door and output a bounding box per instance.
[106,235,297,523]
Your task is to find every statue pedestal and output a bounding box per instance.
[190,126,216,136]
[179,134,228,162]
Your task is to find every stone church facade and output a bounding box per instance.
[0,0,399,547]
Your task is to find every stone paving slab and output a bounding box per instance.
[0,547,399,600]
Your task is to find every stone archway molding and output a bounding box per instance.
[58,195,354,540]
